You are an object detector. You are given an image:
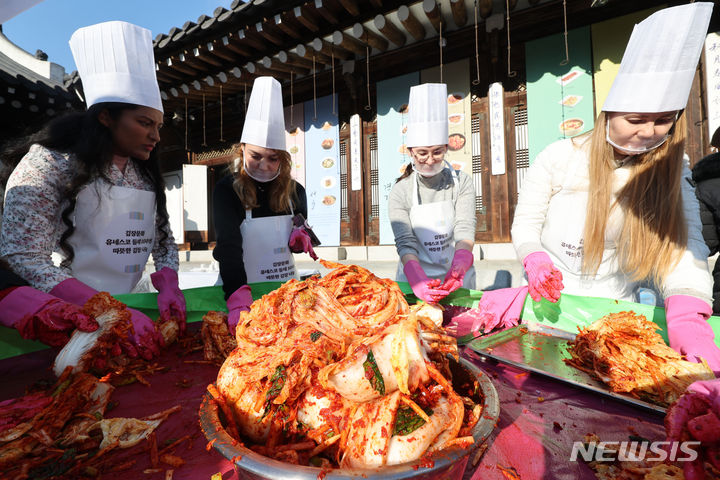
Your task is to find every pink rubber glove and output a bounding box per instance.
[665,380,720,479]
[665,295,720,375]
[50,277,163,359]
[150,267,187,336]
[523,251,564,303]
[403,260,450,304]
[0,286,98,347]
[227,285,253,336]
[446,286,529,337]
[289,227,318,260]
[441,249,474,293]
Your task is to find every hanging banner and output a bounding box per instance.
[591,7,661,113]
[526,27,595,164]
[488,82,506,176]
[377,72,419,245]
[284,104,306,186]
[350,114,362,191]
[304,94,340,247]
[705,32,720,143]
[420,59,472,177]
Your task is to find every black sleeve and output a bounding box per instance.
[212,176,247,300]
[695,181,720,256]
[294,182,308,219]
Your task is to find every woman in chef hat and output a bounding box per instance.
[0,21,186,359]
[213,76,317,334]
[389,83,477,304]
[511,3,720,372]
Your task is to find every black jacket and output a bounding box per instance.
[692,152,720,313]
[212,175,308,300]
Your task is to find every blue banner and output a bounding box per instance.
[303,94,340,246]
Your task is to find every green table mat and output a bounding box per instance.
[2,284,718,360]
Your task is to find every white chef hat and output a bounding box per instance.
[602,2,713,113]
[69,21,163,113]
[405,83,448,148]
[240,76,286,151]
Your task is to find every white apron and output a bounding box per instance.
[69,181,156,295]
[539,158,635,301]
[240,208,298,283]
[396,165,476,288]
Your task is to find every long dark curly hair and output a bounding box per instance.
[0,102,171,267]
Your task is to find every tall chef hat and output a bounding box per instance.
[69,21,163,113]
[602,2,713,113]
[240,76,286,151]
[405,83,448,148]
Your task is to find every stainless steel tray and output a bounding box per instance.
[467,322,666,415]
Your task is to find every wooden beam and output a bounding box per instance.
[277,50,314,69]
[313,0,339,24]
[479,0,493,18]
[293,5,320,33]
[262,56,310,75]
[352,23,388,52]
[221,36,252,57]
[422,0,442,34]
[331,31,366,56]
[255,21,284,47]
[166,58,199,76]
[244,62,291,81]
[297,43,333,65]
[189,46,223,67]
[368,0,382,7]
[204,43,242,63]
[397,5,426,41]
[237,28,267,52]
[336,0,359,16]
[312,37,353,61]
[450,0,467,27]
[374,14,406,47]
[274,13,303,40]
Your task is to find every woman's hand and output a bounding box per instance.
[522,251,564,303]
[151,267,187,336]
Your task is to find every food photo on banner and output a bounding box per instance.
[303,94,340,247]
[526,26,595,164]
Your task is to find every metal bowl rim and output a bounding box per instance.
[199,356,499,479]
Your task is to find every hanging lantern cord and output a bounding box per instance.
[472,0,480,86]
[312,54,317,120]
[506,0,517,77]
[331,47,336,115]
[365,45,371,111]
[184,97,188,151]
[560,0,569,65]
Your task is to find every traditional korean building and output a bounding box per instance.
[0,27,79,143]
[67,0,720,253]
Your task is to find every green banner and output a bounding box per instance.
[526,26,595,164]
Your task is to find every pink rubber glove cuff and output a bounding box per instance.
[523,251,564,303]
[441,249,474,293]
[151,267,187,335]
[49,277,100,306]
[665,294,720,374]
[403,260,450,304]
[227,285,253,335]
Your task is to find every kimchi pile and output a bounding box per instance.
[565,311,715,406]
[213,261,482,469]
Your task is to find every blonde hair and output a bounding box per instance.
[230,143,297,213]
[581,111,688,286]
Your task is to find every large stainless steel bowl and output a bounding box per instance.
[199,356,499,480]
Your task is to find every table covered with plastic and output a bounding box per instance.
[2,284,718,480]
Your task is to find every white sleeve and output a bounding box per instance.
[662,163,713,303]
[511,141,566,261]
